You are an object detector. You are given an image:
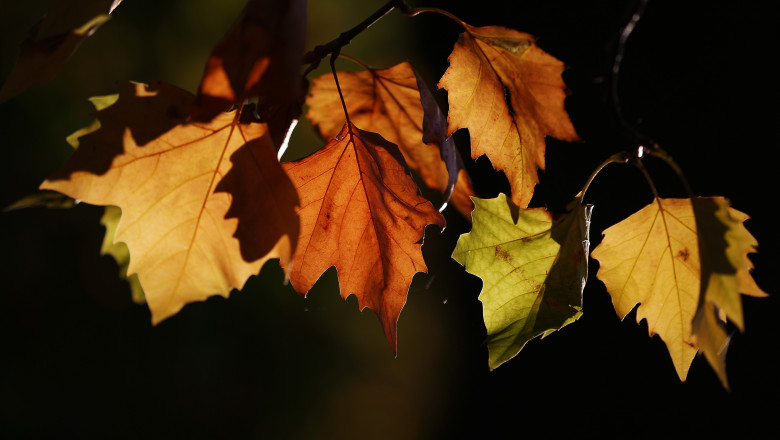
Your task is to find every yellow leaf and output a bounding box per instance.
[592,197,765,383]
[41,81,299,324]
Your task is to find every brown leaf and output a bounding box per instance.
[0,0,123,103]
[306,62,475,218]
[282,122,445,351]
[41,81,299,324]
[439,24,578,208]
[191,0,307,147]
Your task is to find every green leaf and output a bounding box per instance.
[100,206,145,304]
[452,193,592,369]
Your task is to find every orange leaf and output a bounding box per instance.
[439,24,578,208]
[0,0,123,103]
[282,122,445,351]
[191,0,307,146]
[306,62,475,218]
[40,81,299,324]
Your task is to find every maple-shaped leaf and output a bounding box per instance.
[192,0,307,147]
[591,197,764,382]
[282,122,446,351]
[452,193,591,369]
[0,0,123,103]
[439,24,579,208]
[306,62,476,217]
[40,80,299,324]
[691,197,766,388]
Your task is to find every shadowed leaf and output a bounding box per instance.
[41,81,299,324]
[439,24,578,208]
[0,0,123,103]
[691,197,766,389]
[306,61,475,218]
[452,193,591,369]
[282,122,445,352]
[191,0,307,147]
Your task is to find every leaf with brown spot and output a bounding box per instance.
[40,80,299,324]
[439,24,579,208]
[306,61,475,218]
[282,122,445,351]
[452,193,591,369]
[0,0,123,103]
[592,197,765,383]
[191,0,307,147]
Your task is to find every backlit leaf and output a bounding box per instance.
[282,122,446,352]
[591,197,764,382]
[306,62,475,217]
[439,24,579,208]
[0,0,123,103]
[41,80,299,324]
[452,193,591,369]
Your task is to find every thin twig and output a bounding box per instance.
[302,0,411,76]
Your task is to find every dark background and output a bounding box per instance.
[1,0,778,438]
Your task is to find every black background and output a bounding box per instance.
[1,0,778,438]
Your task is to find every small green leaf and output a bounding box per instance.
[100,205,145,304]
[452,193,592,369]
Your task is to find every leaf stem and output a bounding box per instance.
[330,52,352,129]
[645,144,695,198]
[403,6,468,29]
[302,0,412,76]
[578,152,630,202]
[610,0,651,146]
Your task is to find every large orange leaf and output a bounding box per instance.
[0,0,123,103]
[306,62,475,217]
[191,0,307,147]
[41,81,299,324]
[591,197,764,382]
[439,24,579,208]
[282,122,446,351]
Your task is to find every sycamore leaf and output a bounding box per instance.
[192,0,307,147]
[439,24,579,208]
[0,0,123,103]
[306,62,476,218]
[452,193,591,369]
[282,122,446,352]
[40,80,299,324]
[592,197,764,382]
[691,197,766,389]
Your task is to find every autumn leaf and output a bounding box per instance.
[452,193,591,369]
[0,0,123,103]
[439,24,579,208]
[282,122,446,351]
[591,197,765,382]
[191,0,307,147]
[306,61,475,217]
[40,80,299,324]
[691,197,766,388]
